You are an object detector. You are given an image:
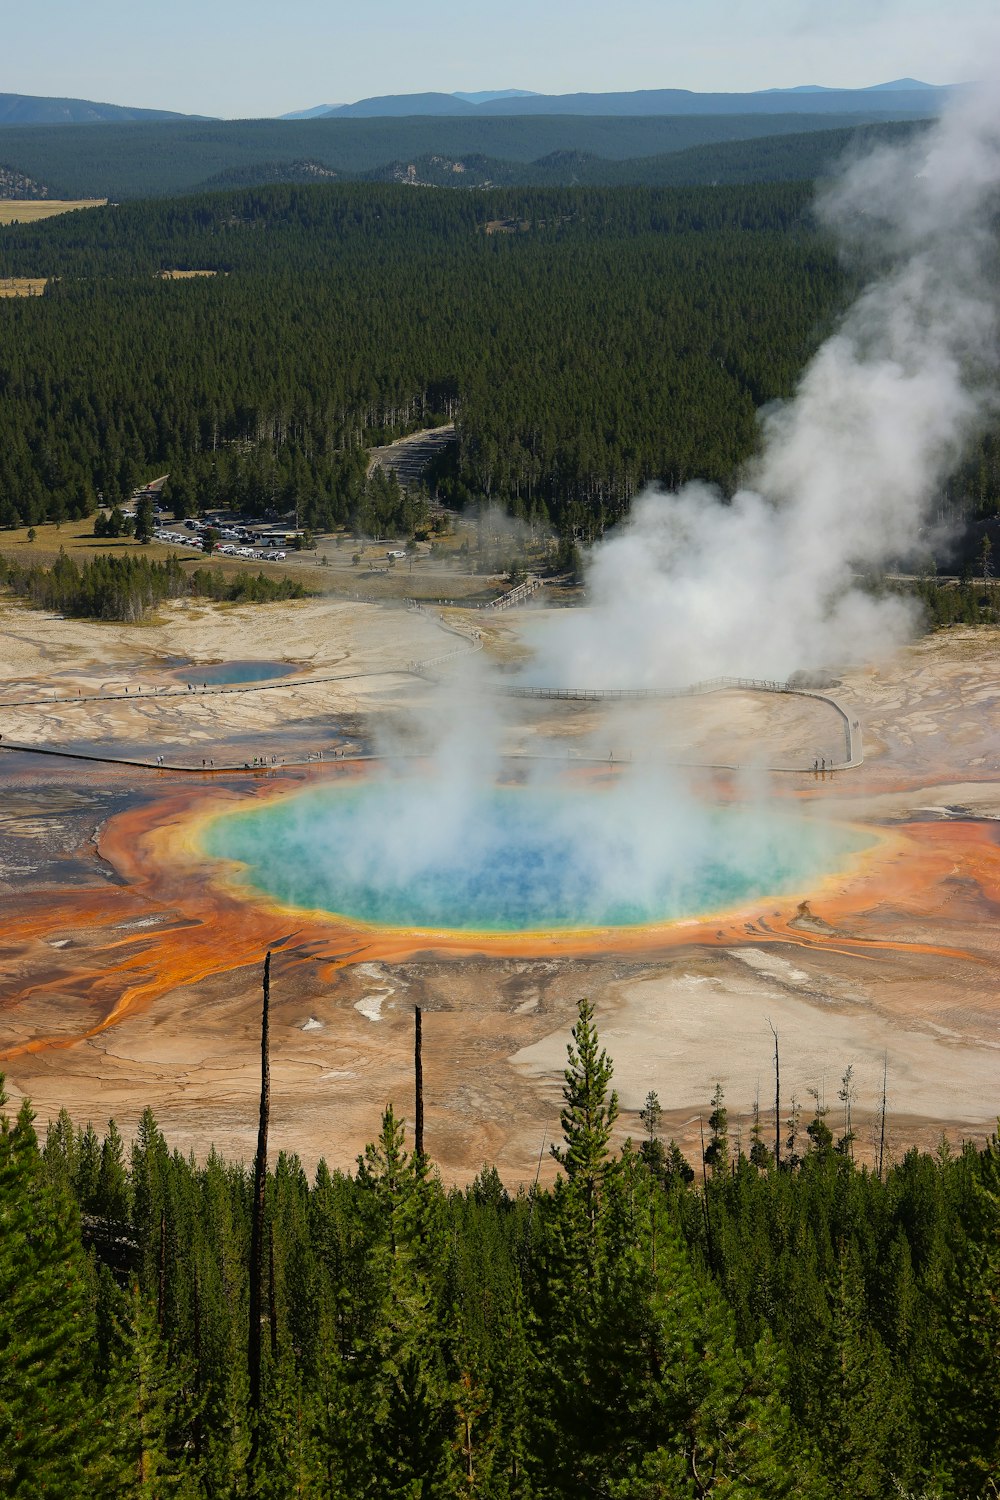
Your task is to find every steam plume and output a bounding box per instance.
[528,82,1000,690]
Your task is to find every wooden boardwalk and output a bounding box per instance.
[0,606,861,775]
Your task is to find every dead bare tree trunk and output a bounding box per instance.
[248,951,271,1476]
[774,1036,781,1168]
[878,1052,888,1180]
[414,1005,425,1162]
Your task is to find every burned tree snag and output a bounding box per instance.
[414,1005,425,1162]
[774,1028,781,1168]
[248,950,271,1472]
[878,1052,888,1180]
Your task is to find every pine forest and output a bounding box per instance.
[3,995,999,1498]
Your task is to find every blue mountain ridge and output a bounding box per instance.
[314,80,951,121]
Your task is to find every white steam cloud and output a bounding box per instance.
[528,81,1000,690]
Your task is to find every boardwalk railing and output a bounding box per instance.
[499,675,789,702]
[406,599,484,677]
[483,576,543,611]
[497,676,862,770]
[408,634,484,676]
[404,575,543,613]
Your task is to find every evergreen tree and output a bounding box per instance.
[805,1088,834,1161]
[134,493,154,544]
[806,1246,916,1497]
[924,1130,1000,1493]
[749,1091,774,1172]
[43,1105,80,1188]
[108,1281,199,1499]
[348,1105,453,1494]
[97,1116,132,1237]
[550,997,620,1231]
[639,1089,666,1178]
[76,1119,102,1210]
[703,1083,729,1176]
[837,1064,857,1158]
[0,1080,117,1497]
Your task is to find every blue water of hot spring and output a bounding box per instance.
[200,779,870,933]
[173,660,297,686]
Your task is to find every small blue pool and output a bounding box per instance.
[173,661,298,686]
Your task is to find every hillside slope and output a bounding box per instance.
[0,91,210,126]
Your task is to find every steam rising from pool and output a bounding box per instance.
[201,776,868,932]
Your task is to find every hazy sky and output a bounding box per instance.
[3,0,993,118]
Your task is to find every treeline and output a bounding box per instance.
[899,576,1000,628]
[0,549,308,621]
[3,998,999,1498]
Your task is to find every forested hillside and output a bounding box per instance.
[0,181,848,536]
[297,121,922,192]
[1,177,995,545]
[0,91,205,128]
[3,998,999,1497]
[0,112,925,199]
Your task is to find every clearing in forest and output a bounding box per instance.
[0,198,106,223]
[0,276,47,297]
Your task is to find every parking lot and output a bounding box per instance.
[153,517,287,562]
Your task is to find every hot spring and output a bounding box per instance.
[172,660,298,686]
[200,775,871,933]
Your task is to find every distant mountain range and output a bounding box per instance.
[288,79,951,121]
[0,80,950,129]
[758,77,936,94]
[279,104,347,121]
[0,92,211,126]
[452,89,538,104]
[282,89,539,117]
